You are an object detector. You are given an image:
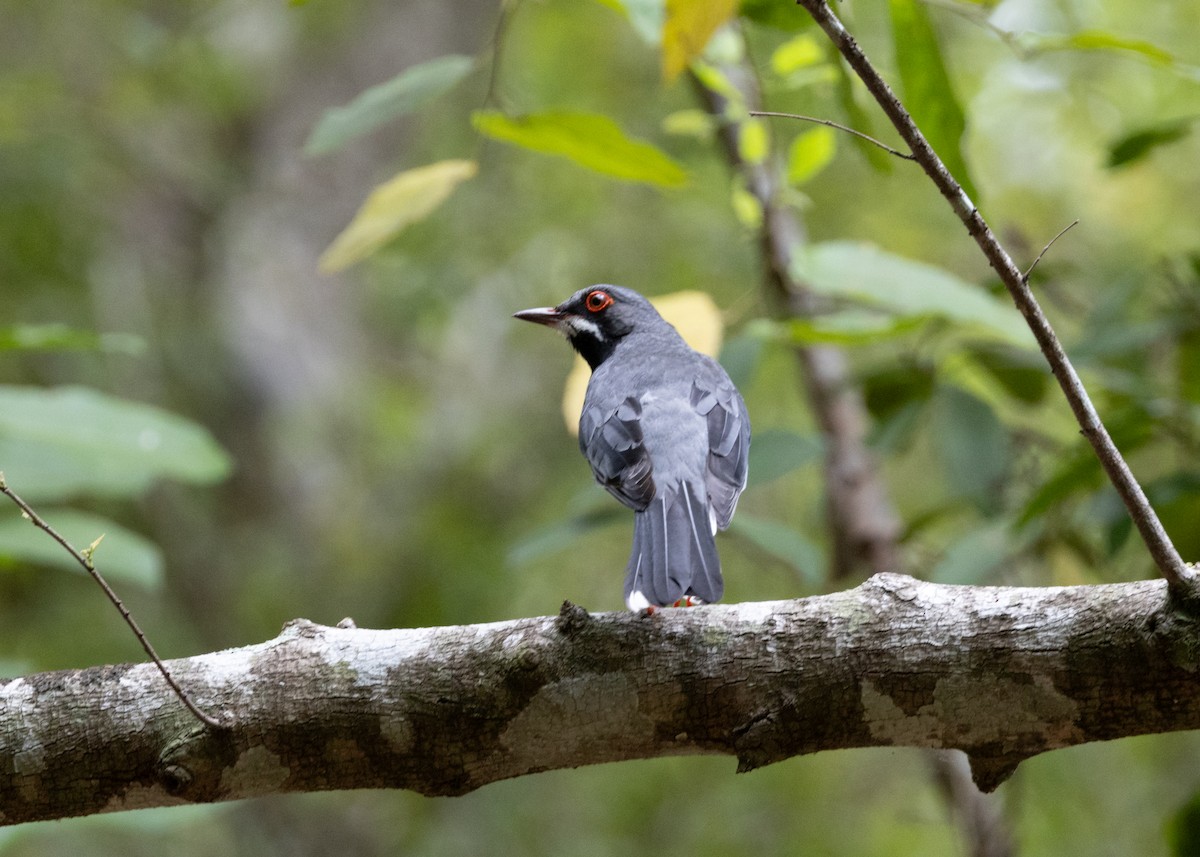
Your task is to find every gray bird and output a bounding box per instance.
[515,285,750,610]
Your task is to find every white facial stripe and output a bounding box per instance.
[565,316,605,340]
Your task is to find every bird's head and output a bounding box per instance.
[514,285,663,369]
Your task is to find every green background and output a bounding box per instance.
[2,0,1200,853]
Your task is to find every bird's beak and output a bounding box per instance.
[513,306,566,328]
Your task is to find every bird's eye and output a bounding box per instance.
[585,291,613,313]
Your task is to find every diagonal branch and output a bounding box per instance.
[794,0,1198,599]
[2,574,1197,825]
[0,474,225,729]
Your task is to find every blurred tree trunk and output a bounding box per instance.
[692,61,902,581]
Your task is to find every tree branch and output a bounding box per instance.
[794,0,1199,599]
[0,474,224,729]
[3,573,1198,825]
[748,111,916,161]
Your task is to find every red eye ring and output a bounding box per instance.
[585,290,613,313]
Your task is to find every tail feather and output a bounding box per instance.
[624,483,723,608]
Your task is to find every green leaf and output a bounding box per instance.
[661,109,715,139]
[319,159,477,272]
[472,111,687,187]
[0,324,143,355]
[788,312,929,344]
[771,34,824,75]
[0,658,32,680]
[833,54,893,172]
[1179,329,1200,404]
[964,343,1051,404]
[717,333,764,389]
[597,0,666,45]
[729,176,762,228]
[1143,472,1200,564]
[0,386,231,502]
[0,508,162,588]
[869,399,926,454]
[753,312,929,346]
[740,0,812,31]
[1107,119,1194,168]
[1019,449,1102,527]
[888,0,977,201]
[748,429,823,485]
[787,126,836,185]
[931,385,1010,513]
[305,55,474,156]
[793,241,1035,347]
[738,117,769,165]
[507,507,624,566]
[690,60,743,107]
[1026,29,1176,65]
[929,518,1012,584]
[863,363,936,421]
[1167,789,1200,857]
[729,515,824,584]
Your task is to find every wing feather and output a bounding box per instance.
[579,395,656,511]
[691,378,750,531]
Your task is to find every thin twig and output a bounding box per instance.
[0,473,225,728]
[750,111,916,160]
[1023,219,1080,281]
[795,0,1197,596]
[481,0,517,113]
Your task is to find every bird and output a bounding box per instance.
[514,285,750,610]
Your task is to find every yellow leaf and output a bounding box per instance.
[662,0,740,81]
[319,159,477,272]
[561,291,725,434]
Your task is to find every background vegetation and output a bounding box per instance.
[2,0,1199,853]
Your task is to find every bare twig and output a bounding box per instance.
[1023,219,1080,281]
[750,110,916,160]
[0,472,225,728]
[481,0,517,113]
[795,0,1197,597]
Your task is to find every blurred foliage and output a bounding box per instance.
[1,0,1200,853]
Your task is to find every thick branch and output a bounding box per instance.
[4,574,1199,825]
[795,0,1198,598]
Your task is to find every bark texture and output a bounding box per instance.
[2,573,1199,826]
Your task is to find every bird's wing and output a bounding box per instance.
[690,376,750,531]
[579,395,656,512]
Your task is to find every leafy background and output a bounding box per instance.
[2,0,1200,853]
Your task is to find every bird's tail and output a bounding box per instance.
[624,483,723,609]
